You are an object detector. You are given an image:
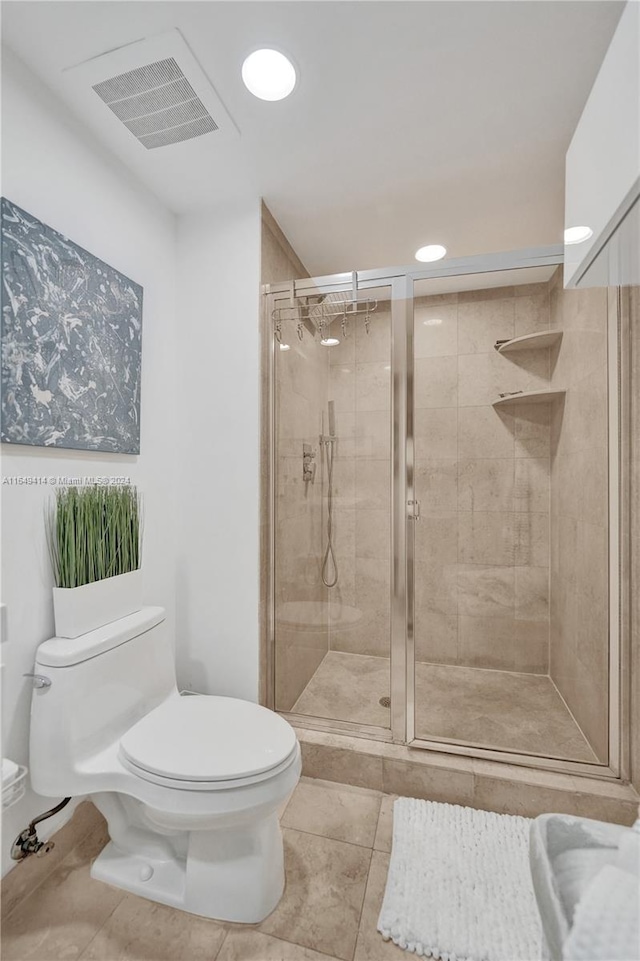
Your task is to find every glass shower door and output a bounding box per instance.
[409,267,612,765]
[272,282,394,732]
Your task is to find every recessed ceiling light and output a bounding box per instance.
[279,343,291,351]
[242,49,297,101]
[415,244,447,263]
[321,337,340,347]
[423,318,443,326]
[564,225,593,245]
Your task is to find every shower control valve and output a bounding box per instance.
[303,444,317,483]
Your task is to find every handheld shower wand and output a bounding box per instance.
[321,401,338,588]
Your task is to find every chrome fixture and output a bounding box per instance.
[23,673,51,689]
[303,444,316,483]
[271,274,377,341]
[408,499,421,522]
[11,796,72,861]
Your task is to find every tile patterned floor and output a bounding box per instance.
[292,651,597,762]
[1,782,402,961]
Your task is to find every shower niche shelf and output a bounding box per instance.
[494,330,562,353]
[492,388,566,409]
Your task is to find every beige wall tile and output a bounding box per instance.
[329,364,355,412]
[355,459,390,510]
[356,510,390,560]
[459,511,515,566]
[515,566,549,621]
[300,742,384,791]
[414,356,457,408]
[514,457,550,512]
[355,311,391,364]
[415,460,458,512]
[457,298,514,354]
[355,362,391,412]
[414,407,457,460]
[515,511,549,566]
[415,560,459,616]
[458,458,515,512]
[354,410,390,460]
[458,407,514,459]
[414,304,457,358]
[472,777,584,819]
[415,612,459,664]
[514,404,551,458]
[333,456,355,510]
[458,285,514,303]
[513,619,549,673]
[275,630,329,712]
[417,511,459,563]
[382,759,475,805]
[457,564,515,618]
[514,292,550,337]
[458,615,516,670]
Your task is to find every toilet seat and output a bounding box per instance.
[119,695,298,789]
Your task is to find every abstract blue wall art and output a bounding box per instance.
[1,198,143,453]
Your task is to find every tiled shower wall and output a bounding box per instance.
[262,208,331,711]
[328,306,392,658]
[414,283,553,673]
[326,283,554,673]
[549,269,609,761]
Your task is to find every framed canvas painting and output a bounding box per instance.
[1,198,143,453]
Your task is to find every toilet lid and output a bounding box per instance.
[119,696,298,783]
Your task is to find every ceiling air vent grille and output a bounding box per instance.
[92,56,219,149]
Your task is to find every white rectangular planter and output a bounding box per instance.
[53,569,143,638]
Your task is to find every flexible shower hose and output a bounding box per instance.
[321,439,338,588]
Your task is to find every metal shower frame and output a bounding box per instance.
[262,244,629,782]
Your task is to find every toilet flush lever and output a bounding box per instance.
[23,673,51,689]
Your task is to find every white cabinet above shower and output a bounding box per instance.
[564,2,640,289]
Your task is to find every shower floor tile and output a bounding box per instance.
[292,651,598,762]
[292,651,392,728]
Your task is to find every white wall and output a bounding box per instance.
[564,0,640,287]
[175,203,261,702]
[0,48,178,876]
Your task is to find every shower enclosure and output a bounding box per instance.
[263,246,627,778]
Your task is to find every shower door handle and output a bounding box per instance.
[408,500,421,521]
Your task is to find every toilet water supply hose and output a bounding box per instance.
[11,796,72,861]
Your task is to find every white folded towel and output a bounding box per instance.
[563,864,640,961]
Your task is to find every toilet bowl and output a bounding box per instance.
[28,607,300,922]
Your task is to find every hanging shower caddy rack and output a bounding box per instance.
[271,273,378,343]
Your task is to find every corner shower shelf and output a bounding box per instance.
[492,388,566,409]
[494,330,563,353]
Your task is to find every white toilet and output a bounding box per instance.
[28,606,301,922]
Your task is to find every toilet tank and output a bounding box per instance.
[30,606,175,796]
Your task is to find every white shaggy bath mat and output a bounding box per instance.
[378,798,543,961]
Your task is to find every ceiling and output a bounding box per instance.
[1,1,623,276]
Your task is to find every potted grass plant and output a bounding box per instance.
[47,484,142,638]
